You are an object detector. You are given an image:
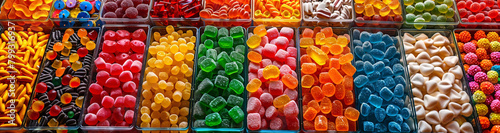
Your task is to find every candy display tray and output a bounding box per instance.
[350,27,418,132]
[149,0,203,27]
[135,26,199,131]
[245,26,300,133]
[352,1,404,28]
[98,0,153,24]
[200,0,252,27]
[190,26,248,132]
[23,27,103,131]
[79,25,151,131]
[251,0,302,27]
[402,0,460,29]
[301,0,355,28]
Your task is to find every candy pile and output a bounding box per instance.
[0,0,52,20]
[354,0,403,23]
[28,28,98,128]
[253,0,301,19]
[0,29,49,127]
[138,25,195,130]
[303,0,353,21]
[299,27,358,131]
[246,25,299,130]
[101,0,150,18]
[51,0,100,19]
[457,30,500,132]
[200,0,250,19]
[352,29,411,132]
[152,0,202,19]
[457,0,500,23]
[192,26,246,129]
[83,28,147,126]
[404,32,474,132]
[404,0,456,29]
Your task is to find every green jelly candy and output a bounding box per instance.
[415,2,425,12]
[200,93,215,106]
[424,1,435,11]
[404,0,414,5]
[229,79,244,95]
[230,51,245,63]
[204,39,215,49]
[198,56,207,66]
[438,4,448,13]
[406,5,415,14]
[215,75,230,89]
[196,69,212,81]
[230,74,244,83]
[208,87,220,97]
[221,87,233,99]
[443,0,453,7]
[227,95,244,107]
[234,37,245,46]
[446,8,454,18]
[218,28,229,39]
[406,14,417,23]
[217,70,229,77]
[52,77,61,86]
[423,12,432,22]
[230,26,245,38]
[430,7,440,15]
[235,45,246,54]
[220,119,231,128]
[217,51,232,68]
[68,111,74,118]
[200,58,217,72]
[431,15,438,21]
[209,96,227,112]
[219,108,230,119]
[205,26,218,38]
[225,62,239,75]
[206,49,218,60]
[228,106,244,123]
[221,47,234,55]
[219,36,234,49]
[447,17,454,22]
[194,120,207,127]
[201,33,207,43]
[198,78,214,93]
[236,62,243,74]
[414,18,426,29]
[198,44,207,57]
[193,102,207,119]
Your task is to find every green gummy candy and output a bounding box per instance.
[198,78,214,93]
[205,26,218,38]
[227,95,244,107]
[196,69,212,81]
[404,0,414,5]
[219,108,230,119]
[198,44,207,57]
[193,102,207,119]
[435,0,443,3]
[235,45,246,54]
[446,8,454,18]
[206,49,218,60]
[205,112,222,127]
[424,1,435,11]
[200,58,217,72]
[423,12,432,22]
[406,5,415,14]
[215,75,230,89]
[209,96,227,112]
[236,62,243,74]
[219,36,234,49]
[230,26,245,38]
[414,18,426,29]
[415,2,425,12]
[220,119,231,128]
[218,28,229,39]
[230,51,245,63]
[204,39,215,49]
[217,70,228,77]
[406,14,416,23]
[228,106,244,124]
[230,74,244,83]
[229,79,244,95]
[431,15,438,21]
[194,120,207,127]
[443,0,453,7]
[234,37,245,46]
[201,33,207,43]
[200,93,215,107]
[52,77,61,86]
[208,87,220,96]
[217,51,231,68]
[68,111,74,118]
[225,62,239,75]
[438,4,448,13]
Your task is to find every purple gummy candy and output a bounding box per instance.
[132,0,142,6]
[125,7,138,18]
[104,2,118,12]
[136,4,148,17]
[103,12,117,18]
[120,0,134,10]
[115,8,124,18]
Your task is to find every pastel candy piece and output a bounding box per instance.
[66,0,77,8]
[60,9,70,18]
[54,0,66,10]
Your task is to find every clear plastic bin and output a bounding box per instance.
[149,0,203,27]
[201,0,252,27]
[401,1,459,29]
[98,0,153,24]
[352,1,404,28]
[48,0,102,28]
[301,1,354,27]
[350,27,418,132]
[252,0,302,27]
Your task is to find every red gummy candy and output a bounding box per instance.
[89,83,104,95]
[96,108,111,121]
[87,103,101,114]
[62,59,70,68]
[61,74,72,86]
[471,2,481,12]
[88,30,98,40]
[35,82,47,93]
[102,96,115,108]
[99,51,116,63]
[85,113,98,126]
[476,13,485,22]
[458,1,466,9]
[132,29,147,41]
[94,57,107,69]
[122,59,133,70]
[114,96,125,107]
[112,107,125,122]
[48,89,57,100]
[122,81,136,93]
[49,105,62,116]
[130,53,143,61]
[105,77,121,88]
[96,71,110,85]
[97,120,110,126]
[110,64,124,76]
[124,110,134,124]
[119,71,133,82]
[130,60,142,73]
[116,30,131,40]
[115,53,130,64]
[124,95,136,108]
[77,47,88,57]
[116,39,131,53]
[102,40,117,53]
[130,40,145,53]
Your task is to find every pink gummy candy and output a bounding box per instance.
[87,103,101,114]
[265,106,278,119]
[262,44,277,58]
[89,83,103,95]
[269,117,283,130]
[267,28,279,41]
[280,27,294,40]
[259,93,273,107]
[283,101,299,117]
[284,89,298,101]
[274,37,289,50]
[85,113,98,126]
[105,77,121,88]
[122,81,136,93]
[269,81,284,96]
[96,108,111,121]
[274,49,289,62]
[247,97,262,113]
[102,96,115,108]
[247,113,261,130]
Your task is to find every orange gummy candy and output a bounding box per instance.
[315,115,328,131]
[335,116,349,131]
[335,83,345,100]
[344,107,360,121]
[307,100,320,111]
[282,74,298,89]
[301,63,317,74]
[302,28,314,38]
[328,68,343,84]
[341,63,356,76]
[301,75,315,88]
[329,44,343,55]
[331,100,343,117]
[310,86,324,102]
[303,107,318,121]
[319,98,332,114]
[321,27,333,38]
[318,72,332,84]
[322,83,336,97]
[344,90,355,105]
[248,51,262,63]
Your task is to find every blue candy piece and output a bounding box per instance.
[400,107,411,119]
[353,29,361,40]
[370,49,385,60]
[382,34,394,46]
[360,31,371,42]
[374,61,385,71]
[394,51,401,59]
[367,71,381,82]
[353,39,363,46]
[77,11,90,19]
[380,87,394,101]
[394,76,406,87]
[59,9,70,18]
[354,75,369,88]
[390,58,400,66]
[80,1,93,11]
[363,121,374,131]
[393,64,404,76]
[370,32,383,43]
[359,87,372,103]
[394,84,404,98]
[363,41,372,53]
[54,0,66,10]
[388,121,401,132]
[373,42,386,51]
[492,65,500,73]
[369,95,383,108]
[386,104,400,117]
[363,61,375,74]
[361,103,371,116]
[373,80,386,92]
[391,97,405,108]
[401,123,411,132]
[381,66,394,78]
[362,54,375,63]
[384,77,396,89]
[392,114,404,124]
[374,107,386,122]
[356,61,364,72]
[95,1,102,11]
[375,123,388,132]
[355,46,364,58]
[385,46,397,59]
[392,37,399,44]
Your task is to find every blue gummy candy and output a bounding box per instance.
[353,39,363,46]
[400,107,410,119]
[401,123,411,132]
[373,42,386,51]
[374,107,386,122]
[368,71,381,82]
[375,123,387,132]
[383,59,390,66]
[380,87,394,101]
[369,95,383,108]
[362,54,375,63]
[388,121,401,132]
[364,121,374,131]
[353,29,361,40]
[373,80,386,92]
[392,114,404,124]
[355,46,364,58]
[394,51,401,59]
[381,66,394,78]
[384,77,396,89]
[356,61,364,72]
[394,76,406,87]
[374,61,385,72]
[370,49,385,60]
[492,65,500,73]
[354,75,369,88]
[370,32,383,43]
[359,87,372,103]
[393,64,404,76]
[361,103,371,116]
[364,61,375,75]
[392,37,399,44]
[385,46,397,59]
[360,31,370,42]
[386,104,400,116]
[391,97,405,108]
[382,34,393,46]
[394,84,404,98]
[390,58,400,66]
[363,41,372,53]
